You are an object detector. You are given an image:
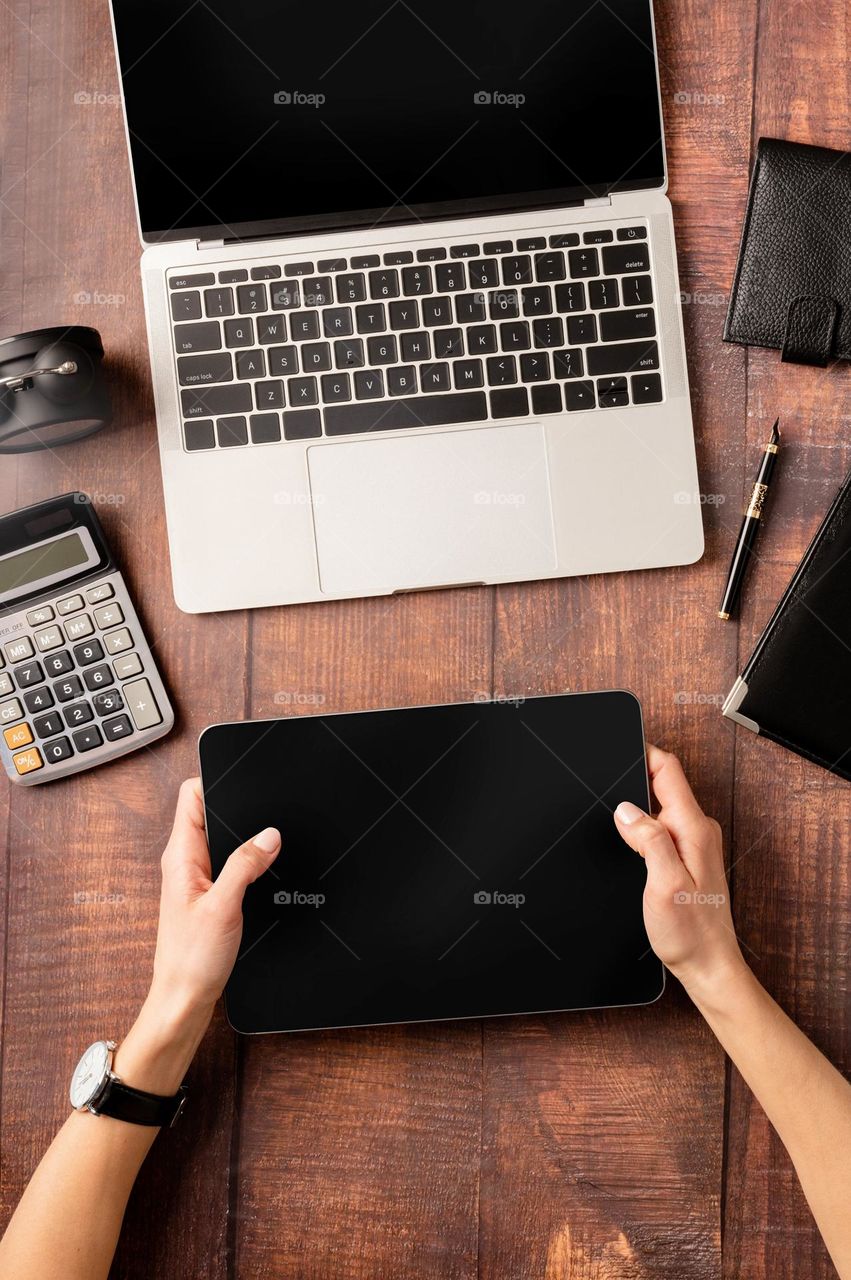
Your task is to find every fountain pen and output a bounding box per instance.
[718,419,781,620]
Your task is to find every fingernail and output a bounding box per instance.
[615,802,645,825]
[254,827,281,854]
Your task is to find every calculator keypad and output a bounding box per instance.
[0,575,173,783]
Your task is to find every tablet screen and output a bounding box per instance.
[200,691,662,1033]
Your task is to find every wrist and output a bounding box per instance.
[674,950,759,1016]
[112,988,214,1096]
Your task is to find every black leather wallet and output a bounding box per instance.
[723,137,851,366]
[722,467,851,781]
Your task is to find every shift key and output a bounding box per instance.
[123,678,162,731]
[181,383,252,418]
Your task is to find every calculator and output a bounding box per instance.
[0,493,174,784]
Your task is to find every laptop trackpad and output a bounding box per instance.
[307,424,557,595]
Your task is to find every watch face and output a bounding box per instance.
[69,1040,111,1109]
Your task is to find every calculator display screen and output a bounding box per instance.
[0,531,93,602]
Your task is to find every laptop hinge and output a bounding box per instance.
[197,239,226,252]
[583,196,612,208]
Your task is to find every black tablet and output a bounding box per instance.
[199,691,662,1034]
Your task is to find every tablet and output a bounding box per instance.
[199,690,662,1034]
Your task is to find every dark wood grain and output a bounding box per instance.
[1,0,850,1277]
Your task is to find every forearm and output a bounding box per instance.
[0,991,212,1280]
[683,962,851,1279]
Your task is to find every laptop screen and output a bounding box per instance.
[111,0,666,243]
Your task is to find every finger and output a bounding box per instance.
[208,828,281,908]
[614,802,693,886]
[646,746,709,837]
[161,778,211,877]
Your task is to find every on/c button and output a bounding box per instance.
[13,747,43,775]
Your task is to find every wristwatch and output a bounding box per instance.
[69,1040,187,1127]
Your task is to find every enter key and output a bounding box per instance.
[600,308,656,341]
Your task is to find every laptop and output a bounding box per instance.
[199,691,663,1033]
[110,0,703,613]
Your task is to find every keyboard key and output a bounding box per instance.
[401,331,431,361]
[617,226,647,241]
[256,316,287,344]
[588,279,619,310]
[489,291,519,320]
[323,308,354,338]
[518,237,546,251]
[402,266,432,296]
[236,349,266,379]
[568,248,599,278]
[502,256,532,285]
[54,676,83,702]
[490,387,529,418]
[454,359,484,388]
[14,660,44,688]
[531,384,562,414]
[325,391,487,435]
[354,370,385,400]
[0,673,13,696]
[102,714,134,742]
[0,697,23,723]
[532,317,563,348]
[436,263,466,292]
[249,412,282,443]
[369,270,400,300]
[34,625,64,652]
[204,287,234,317]
[74,639,105,666]
[268,346,299,376]
[34,711,64,738]
[487,356,517,386]
[255,380,285,409]
[415,247,446,261]
[177,352,232,387]
[282,409,322,440]
[302,343,332,373]
[288,377,319,406]
[598,375,630,407]
[521,286,552,316]
[420,362,451,392]
[284,261,315,276]
[173,321,221,353]
[64,701,94,727]
[290,312,320,341]
[566,314,597,345]
[389,301,419,330]
[450,243,480,258]
[13,746,42,774]
[622,275,654,306]
[467,325,497,354]
[219,269,248,283]
[84,663,115,691]
[520,353,550,382]
[351,255,380,269]
[93,689,124,717]
[181,383,252,418]
[321,373,351,403]
[586,340,659,376]
[334,339,365,369]
[455,294,486,324]
[23,686,54,713]
[422,297,452,327]
[103,629,133,656]
[433,328,464,359]
[336,274,367,303]
[499,322,530,352]
[113,653,143,680]
[87,585,114,609]
[43,735,73,762]
[43,649,74,677]
[549,233,580,248]
[483,240,513,254]
[217,416,248,447]
[5,637,34,663]
[170,291,202,322]
[555,283,586,313]
[583,229,613,243]
[367,336,397,365]
[72,725,103,752]
[224,318,254,348]
[356,303,386,333]
[467,260,499,289]
[387,365,417,397]
[184,420,215,451]
[237,284,267,313]
[250,264,281,280]
[552,348,584,379]
[384,251,413,265]
[534,252,566,282]
[563,380,596,411]
[631,372,663,404]
[301,277,333,306]
[271,282,300,310]
[602,243,651,274]
[601,308,656,342]
[169,273,214,289]
[56,595,84,616]
[4,721,33,749]
[65,614,94,641]
[123,678,163,730]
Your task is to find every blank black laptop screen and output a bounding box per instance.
[111,0,666,241]
[200,692,662,1034]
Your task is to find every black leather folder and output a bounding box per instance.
[723,468,851,780]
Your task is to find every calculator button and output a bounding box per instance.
[65,614,94,641]
[93,689,124,717]
[84,664,115,691]
[113,653,143,680]
[86,583,114,604]
[44,650,74,677]
[54,676,84,702]
[64,702,94,728]
[26,605,55,626]
[43,736,73,763]
[0,673,13,696]
[34,711,64,738]
[14,661,44,688]
[123,678,162,730]
[5,637,34,664]
[103,629,133,656]
[102,714,133,741]
[0,697,23,723]
[35,625,64,652]
[72,725,103,753]
[4,722,33,750]
[13,746,43,775]
[23,687,54,713]
[56,594,84,615]
[73,640,105,666]
[94,603,125,630]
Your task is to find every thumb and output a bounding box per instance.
[209,828,282,909]
[614,802,689,884]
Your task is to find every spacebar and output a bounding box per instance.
[324,391,488,436]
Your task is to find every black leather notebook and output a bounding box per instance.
[723,468,851,780]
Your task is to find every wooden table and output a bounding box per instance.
[1,1,849,1276]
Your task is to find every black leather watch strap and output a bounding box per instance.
[92,1078,187,1127]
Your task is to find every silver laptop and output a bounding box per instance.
[110,0,703,613]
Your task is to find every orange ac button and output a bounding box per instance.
[4,722,33,750]
[13,747,43,775]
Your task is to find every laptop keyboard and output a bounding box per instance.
[169,224,663,452]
